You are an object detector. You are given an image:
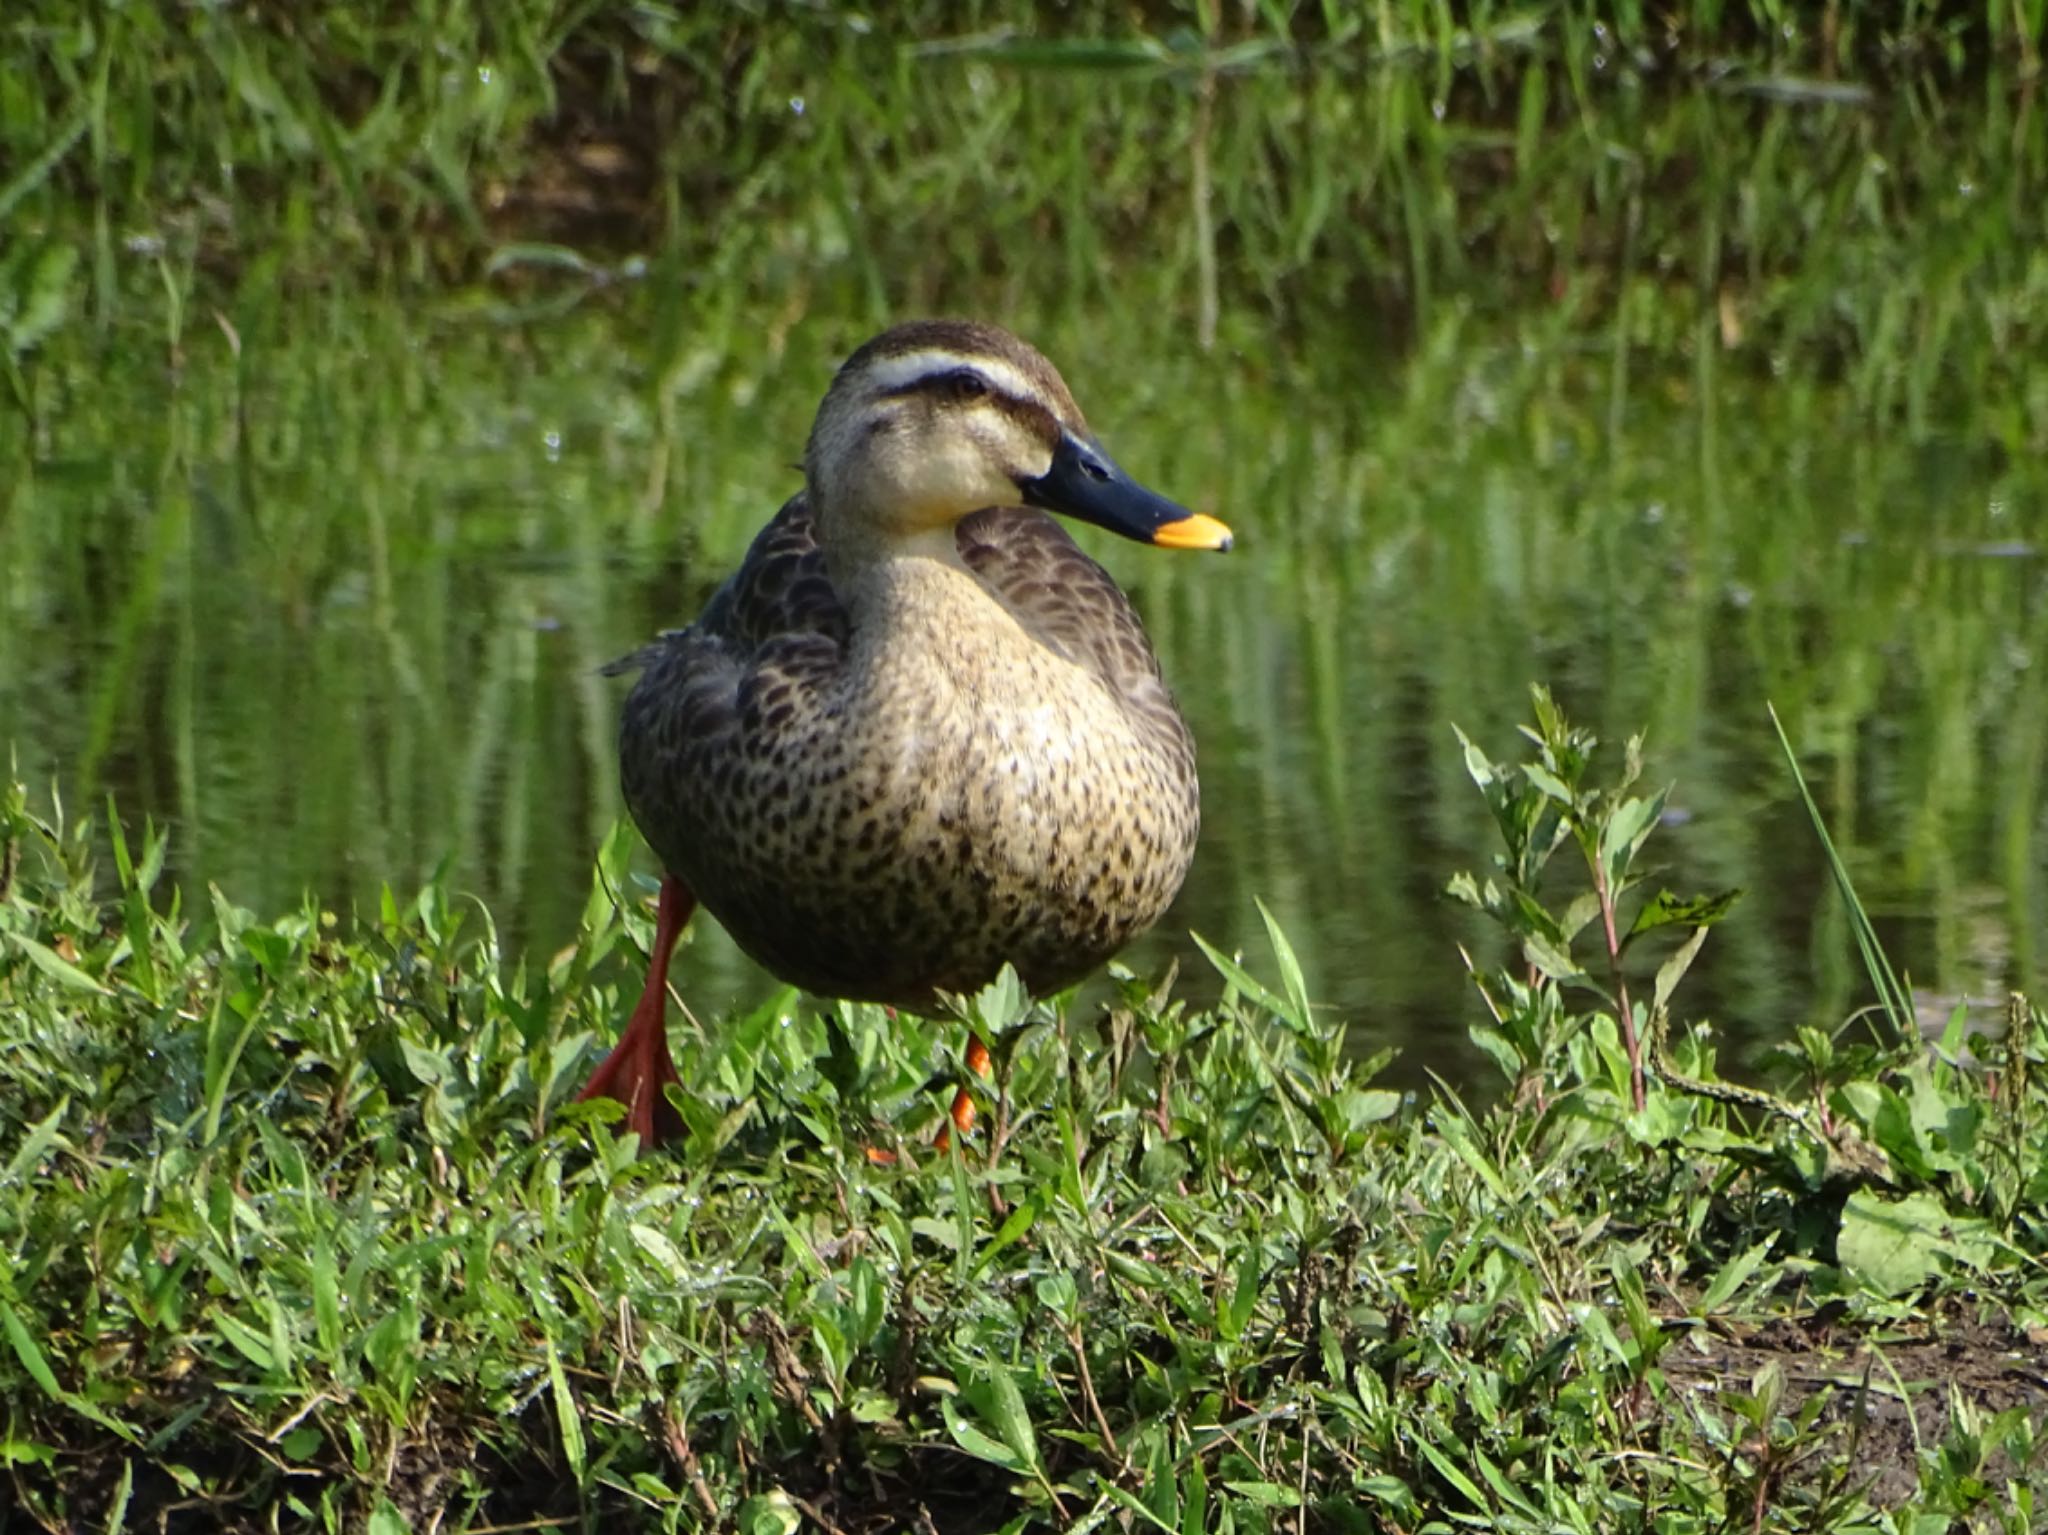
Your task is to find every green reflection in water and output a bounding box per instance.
[3,48,2042,1088]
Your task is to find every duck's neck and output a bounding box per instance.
[825,520,1024,665]
[825,520,959,576]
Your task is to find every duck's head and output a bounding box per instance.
[804,319,1233,553]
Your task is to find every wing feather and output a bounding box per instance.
[613,494,848,829]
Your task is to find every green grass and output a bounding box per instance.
[3,696,2043,1532]
[8,0,2040,278]
[5,2,2045,394]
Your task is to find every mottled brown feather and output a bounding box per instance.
[955,507,1190,753]
[609,325,1205,1009]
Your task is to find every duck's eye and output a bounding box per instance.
[942,370,988,403]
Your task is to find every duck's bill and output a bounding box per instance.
[1149,512,1235,551]
[1021,432,1234,552]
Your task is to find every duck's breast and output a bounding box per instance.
[618,506,1200,1005]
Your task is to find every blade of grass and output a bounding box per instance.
[1766,703,1912,1044]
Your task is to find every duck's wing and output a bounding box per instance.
[955,506,1187,738]
[610,494,850,826]
[697,492,850,659]
[606,492,846,680]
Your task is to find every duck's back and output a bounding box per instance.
[615,494,1200,1007]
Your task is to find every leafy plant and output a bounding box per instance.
[3,752,2043,1530]
[1448,687,2048,1304]
[1449,683,1741,1114]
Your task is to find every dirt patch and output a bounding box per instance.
[1661,1302,2048,1506]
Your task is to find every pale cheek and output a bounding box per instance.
[902,438,1014,520]
[1008,434,1054,483]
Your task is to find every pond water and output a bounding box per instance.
[3,49,2042,1089]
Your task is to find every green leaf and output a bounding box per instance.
[1626,1087,1691,1144]
[1521,761,1573,804]
[1628,888,1743,940]
[1837,1190,1951,1296]
[1766,704,1912,1041]
[0,112,88,227]
[1467,1023,1523,1082]
[1353,1474,1415,1514]
[1598,790,1668,884]
[914,35,1171,70]
[212,1309,276,1372]
[1696,1239,1776,1314]
[942,1393,1028,1473]
[9,933,109,994]
[0,1297,134,1440]
[948,1134,975,1283]
[485,243,601,277]
[1104,1254,1174,1294]
[1652,925,1711,1014]
[1444,870,1488,911]
[1453,725,1502,794]
[545,1336,585,1480]
[1096,1480,1178,1532]
[971,1198,1041,1278]
[310,1237,342,1356]
[1034,1272,1078,1325]
[1179,1458,1210,1535]
[1332,1087,1401,1133]
[240,926,293,974]
[978,1365,1041,1472]
[968,964,1028,1033]
[1431,1110,1511,1203]
[362,1303,420,1395]
[1190,932,1292,1020]
[0,1297,65,1401]
[1868,1086,1938,1181]
[95,1455,129,1535]
[1930,1000,1972,1088]
[630,1223,688,1279]
[1221,1481,1301,1509]
[1217,1238,1262,1343]
[3,245,79,359]
[1256,898,1313,1030]
[4,1100,70,1185]
[1520,932,1585,984]
[847,1387,898,1424]
[734,1492,802,1535]
[397,1036,450,1087]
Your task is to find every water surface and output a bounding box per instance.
[4,50,2042,1087]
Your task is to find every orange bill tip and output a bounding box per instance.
[1150,512,1234,552]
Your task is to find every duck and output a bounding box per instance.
[578,319,1233,1146]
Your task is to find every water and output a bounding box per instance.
[3,56,2042,1090]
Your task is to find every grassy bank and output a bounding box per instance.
[7,0,2039,267]
[2,695,2043,1532]
[6,1,2045,414]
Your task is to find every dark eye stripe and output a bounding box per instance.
[878,370,1058,432]
[879,368,988,401]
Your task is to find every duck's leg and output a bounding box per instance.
[577,874,693,1146]
[933,1036,995,1152]
[864,1033,994,1165]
